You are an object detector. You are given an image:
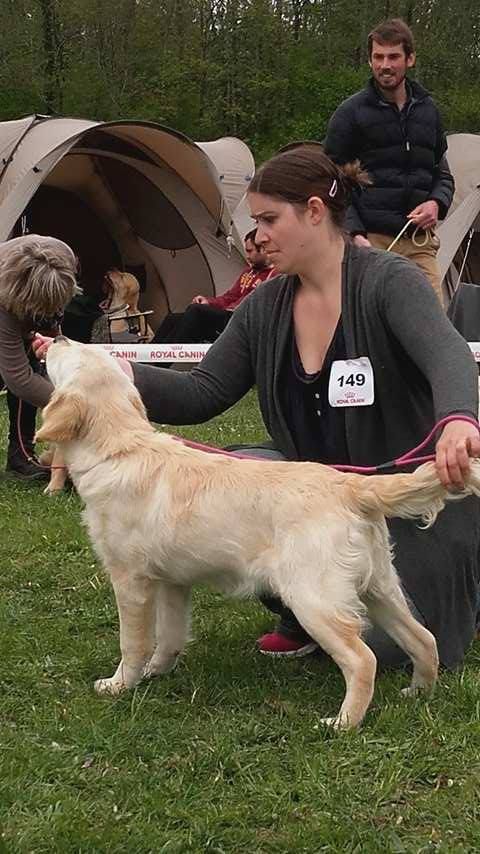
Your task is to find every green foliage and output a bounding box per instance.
[0,0,478,160]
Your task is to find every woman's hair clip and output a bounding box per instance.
[328,178,338,198]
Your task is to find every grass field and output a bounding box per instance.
[1,391,480,853]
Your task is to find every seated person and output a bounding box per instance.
[152,229,276,344]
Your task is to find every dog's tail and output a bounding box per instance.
[353,460,480,525]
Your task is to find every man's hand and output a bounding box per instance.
[407,200,439,229]
[191,295,209,305]
[435,419,480,489]
[353,234,372,248]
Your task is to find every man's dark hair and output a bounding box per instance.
[367,18,415,58]
[244,228,257,244]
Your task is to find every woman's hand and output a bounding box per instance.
[115,358,134,381]
[435,419,480,488]
[32,334,54,360]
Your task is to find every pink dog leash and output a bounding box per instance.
[16,398,67,471]
[176,415,480,474]
[15,341,68,472]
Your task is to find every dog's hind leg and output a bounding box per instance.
[362,520,439,696]
[362,521,438,694]
[289,596,377,730]
[95,566,157,696]
[365,584,438,696]
[145,581,191,678]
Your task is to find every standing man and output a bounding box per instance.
[324,18,454,303]
[152,229,276,344]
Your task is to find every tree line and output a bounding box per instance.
[0,0,478,161]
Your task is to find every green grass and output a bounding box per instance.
[1,392,480,853]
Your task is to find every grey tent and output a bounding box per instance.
[0,115,254,331]
[438,133,480,302]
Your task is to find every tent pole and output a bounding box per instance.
[456,227,475,289]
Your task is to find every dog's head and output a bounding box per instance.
[35,337,148,447]
[100,270,140,313]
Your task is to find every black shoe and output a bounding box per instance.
[5,446,50,481]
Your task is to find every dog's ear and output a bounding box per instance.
[35,390,88,444]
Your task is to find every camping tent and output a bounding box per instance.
[0,115,255,330]
[438,133,480,300]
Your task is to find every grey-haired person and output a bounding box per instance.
[0,234,78,479]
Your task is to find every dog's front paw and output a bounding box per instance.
[94,677,127,697]
[401,675,436,698]
[94,658,145,695]
[319,716,342,730]
[318,713,355,731]
[144,650,180,678]
[43,483,63,497]
[401,685,425,698]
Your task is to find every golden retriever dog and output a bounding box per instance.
[35,338,480,729]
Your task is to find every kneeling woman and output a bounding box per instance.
[36,145,480,670]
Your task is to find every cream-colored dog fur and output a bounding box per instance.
[38,445,68,495]
[36,338,480,729]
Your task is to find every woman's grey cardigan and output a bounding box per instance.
[134,244,478,457]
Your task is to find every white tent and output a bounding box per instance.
[0,115,255,330]
[438,133,480,297]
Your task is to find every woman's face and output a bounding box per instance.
[248,192,313,274]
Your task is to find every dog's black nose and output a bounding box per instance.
[54,334,68,343]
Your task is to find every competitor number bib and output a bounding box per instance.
[328,357,374,407]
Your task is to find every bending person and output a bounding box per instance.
[0,235,78,480]
[35,146,480,671]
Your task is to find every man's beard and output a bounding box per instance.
[377,71,406,92]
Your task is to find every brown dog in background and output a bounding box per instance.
[93,269,154,343]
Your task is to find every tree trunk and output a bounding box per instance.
[37,0,63,113]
